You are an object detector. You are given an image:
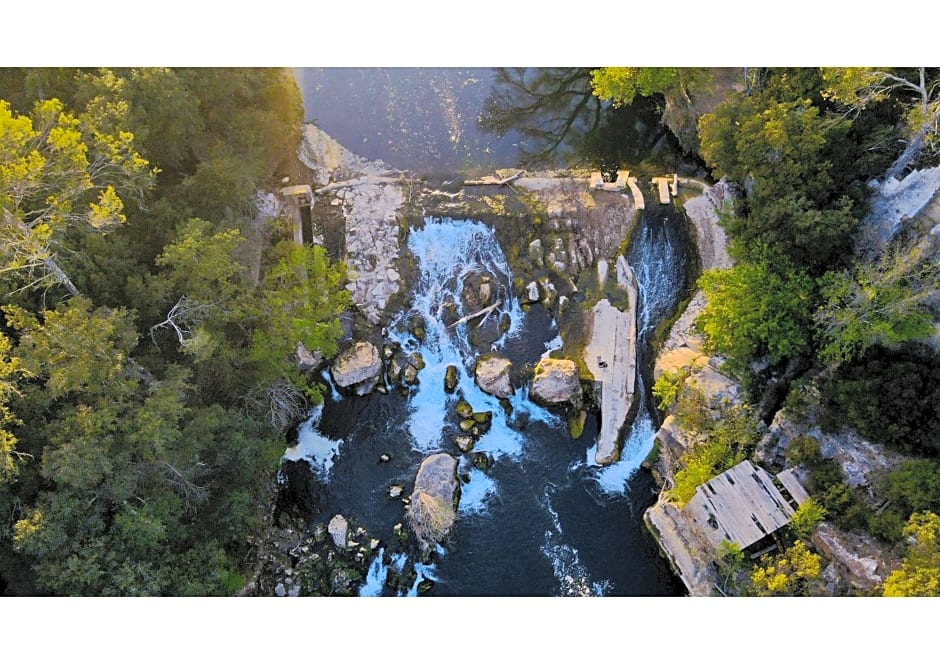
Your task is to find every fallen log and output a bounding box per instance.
[448,299,502,329]
[463,171,524,187]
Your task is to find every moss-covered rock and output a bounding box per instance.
[444,365,459,393]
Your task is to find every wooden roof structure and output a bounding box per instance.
[683,460,809,552]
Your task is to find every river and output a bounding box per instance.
[286,68,690,595]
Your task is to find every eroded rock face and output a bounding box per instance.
[813,523,901,592]
[475,356,514,398]
[331,341,382,392]
[530,358,581,407]
[407,453,460,547]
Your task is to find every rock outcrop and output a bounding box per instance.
[331,341,382,394]
[813,523,901,593]
[530,358,581,407]
[298,125,405,325]
[407,453,460,548]
[474,356,514,398]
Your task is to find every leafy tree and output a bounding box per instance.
[668,390,761,506]
[590,67,683,107]
[698,94,860,272]
[819,345,940,455]
[749,540,823,596]
[883,511,940,597]
[881,460,940,516]
[0,332,26,485]
[816,241,939,366]
[822,67,940,179]
[0,96,154,295]
[150,217,247,362]
[715,540,745,595]
[652,367,690,411]
[697,261,814,367]
[248,241,350,425]
[789,497,827,540]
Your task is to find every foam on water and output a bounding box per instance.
[458,464,498,515]
[321,369,343,403]
[282,405,344,479]
[589,412,657,496]
[359,547,387,596]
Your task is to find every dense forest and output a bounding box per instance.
[1,67,939,596]
[0,68,349,594]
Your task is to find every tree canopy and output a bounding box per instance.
[0,68,349,596]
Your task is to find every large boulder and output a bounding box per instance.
[407,453,460,548]
[530,358,581,407]
[474,356,514,398]
[327,514,349,549]
[331,341,382,393]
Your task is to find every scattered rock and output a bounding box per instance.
[459,419,477,433]
[539,277,557,310]
[393,523,408,543]
[402,364,419,385]
[475,356,514,398]
[530,358,581,407]
[444,365,459,393]
[295,342,323,371]
[472,411,492,425]
[524,281,541,304]
[455,435,475,452]
[528,238,544,267]
[455,400,473,418]
[327,514,349,549]
[331,341,382,393]
[813,523,901,592]
[370,538,380,551]
[379,454,391,463]
[471,452,494,472]
[389,484,404,498]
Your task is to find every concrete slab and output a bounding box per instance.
[583,260,638,465]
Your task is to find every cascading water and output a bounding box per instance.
[292,208,688,596]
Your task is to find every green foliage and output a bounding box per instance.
[748,540,823,596]
[0,96,155,294]
[819,345,940,455]
[0,69,327,596]
[249,241,350,395]
[4,297,138,402]
[697,261,814,367]
[816,243,939,366]
[652,367,689,411]
[667,389,761,506]
[789,497,827,539]
[883,511,940,597]
[0,332,26,485]
[590,67,681,107]
[786,435,822,466]
[881,460,940,517]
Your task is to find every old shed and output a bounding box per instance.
[683,459,809,553]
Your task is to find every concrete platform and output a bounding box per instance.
[583,257,638,465]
